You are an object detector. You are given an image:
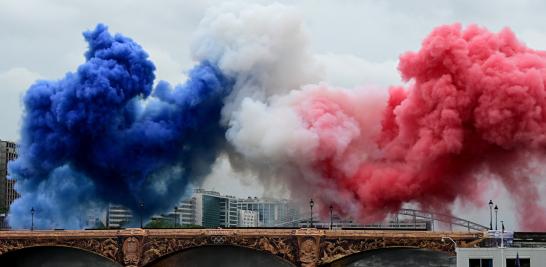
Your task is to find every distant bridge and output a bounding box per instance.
[275,208,489,232]
[0,228,485,267]
[397,208,489,231]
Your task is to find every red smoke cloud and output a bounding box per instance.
[301,24,546,230]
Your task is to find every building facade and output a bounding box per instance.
[0,140,18,211]
[457,247,540,267]
[237,197,298,227]
[456,231,546,267]
[174,198,195,226]
[186,189,299,228]
[238,209,259,227]
[193,189,239,228]
[457,247,546,267]
[0,140,18,228]
[221,194,239,228]
[105,204,132,228]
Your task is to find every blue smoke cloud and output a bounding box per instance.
[8,24,233,229]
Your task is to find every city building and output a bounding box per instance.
[237,197,299,227]
[193,189,239,228]
[222,194,239,228]
[456,231,546,267]
[101,189,300,229]
[0,139,18,229]
[84,208,106,228]
[105,204,132,228]
[101,189,299,229]
[238,209,259,227]
[174,198,195,226]
[0,140,18,211]
[5,179,18,209]
[0,213,6,229]
[185,189,299,228]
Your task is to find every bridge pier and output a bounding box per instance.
[122,236,141,267]
[296,229,321,267]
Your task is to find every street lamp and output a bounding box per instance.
[30,207,35,231]
[500,220,506,265]
[329,205,333,230]
[488,200,493,230]
[139,202,144,228]
[494,205,498,231]
[309,199,314,228]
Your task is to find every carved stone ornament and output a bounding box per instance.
[299,238,319,267]
[122,237,141,267]
[100,238,119,261]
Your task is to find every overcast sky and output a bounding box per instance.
[3,0,546,229]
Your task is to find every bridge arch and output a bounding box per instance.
[0,245,122,266]
[139,232,299,265]
[321,247,455,267]
[143,244,296,267]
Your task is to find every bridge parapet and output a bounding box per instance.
[0,229,485,267]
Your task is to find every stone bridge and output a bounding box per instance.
[0,228,484,267]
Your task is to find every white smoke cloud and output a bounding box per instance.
[191,3,327,199]
[191,2,322,121]
[191,3,390,207]
[227,96,317,162]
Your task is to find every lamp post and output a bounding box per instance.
[488,200,493,230]
[494,205,498,231]
[30,207,35,231]
[309,199,314,228]
[500,220,506,246]
[139,202,144,228]
[329,205,333,230]
[500,220,505,267]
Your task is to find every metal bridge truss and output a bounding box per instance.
[275,208,489,232]
[396,208,488,232]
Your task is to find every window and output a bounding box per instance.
[469,259,493,267]
[506,258,530,267]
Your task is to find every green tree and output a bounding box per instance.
[144,218,174,228]
[93,220,107,229]
[178,224,203,229]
